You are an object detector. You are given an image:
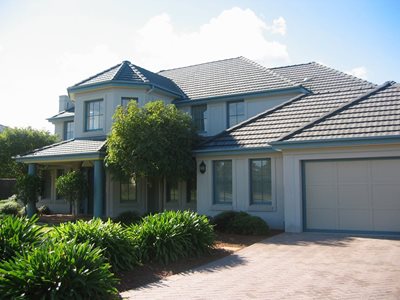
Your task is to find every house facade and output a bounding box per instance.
[16,57,400,234]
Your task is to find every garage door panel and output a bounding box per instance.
[372,184,400,209]
[339,209,372,231]
[304,158,400,233]
[337,161,369,184]
[306,185,337,209]
[305,161,337,184]
[373,210,400,232]
[338,184,370,209]
[307,208,338,230]
[371,160,400,183]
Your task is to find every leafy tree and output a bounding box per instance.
[0,127,58,178]
[55,170,87,215]
[16,174,41,217]
[105,101,197,180]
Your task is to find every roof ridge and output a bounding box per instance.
[129,63,149,83]
[269,61,313,70]
[239,57,299,87]
[73,63,122,87]
[274,81,394,142]
[197,92,309,148]
[158,56,243,73]
[311,61,376,87]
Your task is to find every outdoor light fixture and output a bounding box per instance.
[199,161,206,174]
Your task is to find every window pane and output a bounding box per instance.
[167,179,179,202]
[228,101,245,127]
[86,100,103,130]
[120,177,137,202]
[213,160,232,204]
[187,176,197,203]
[192,105,207,132]
[250,159,272,204]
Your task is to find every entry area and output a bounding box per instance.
[303,158,400,233]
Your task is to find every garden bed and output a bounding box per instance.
[117,230,282,291]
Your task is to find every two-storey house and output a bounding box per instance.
[17,57,400,234]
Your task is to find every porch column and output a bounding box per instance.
[93,160,104,218]
[27,163,37,217]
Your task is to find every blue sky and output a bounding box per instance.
[0,0,399,131]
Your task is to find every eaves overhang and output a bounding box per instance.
[270,135,400,150]
[15,152,105,164]
[194,146,279,157]
[173,85,310,106]
[67,81,184,99]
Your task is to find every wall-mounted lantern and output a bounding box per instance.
[199,161,206,174]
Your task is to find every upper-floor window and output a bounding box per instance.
[64,121,74,140]
[191,105,207,132]
[120,177,137,203]
[213,160,232,204]
[228,101,245,127]
[166,179,179,203]
[250,158,272,205]
[121,97,138,108]
[85,100,103,131]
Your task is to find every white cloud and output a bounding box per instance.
[131,7,289,70]
[346,66,368,79]
[268,17,286,35]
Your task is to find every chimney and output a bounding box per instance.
[58,95,73,112]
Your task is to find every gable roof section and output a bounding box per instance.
[275,82,400,143]
[15,138,106,163]
[69,61,184,97]
[158,57,298,101]
[47,106,75,122]
[197,86,375,152]
[270,62,376,93]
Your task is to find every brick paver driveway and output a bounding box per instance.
[121,233,400,299]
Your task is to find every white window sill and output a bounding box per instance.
[211,204,233,211]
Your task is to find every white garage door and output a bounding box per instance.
[304,159,400,233]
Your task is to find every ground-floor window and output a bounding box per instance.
[250,158,272,205]
[41,170,52,199]
[166,179,179,203]
[186,176,197,203]
[213,160,232,204]
[120,177,137,203]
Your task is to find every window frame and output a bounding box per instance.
[227,100,245,128]
[85,99,104,132]
[213,160,233,204]
[186,176,197,204]
[63,120,74,140]
[249,158,273,206]
[191,104,208,133]
[120,177,137,203]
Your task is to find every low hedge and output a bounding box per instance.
[113,210,142,225]
[0,241,118,299]
[211,211,269,235]
[128,210,215,264]
[52,218,140,272]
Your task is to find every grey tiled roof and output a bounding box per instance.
[159,57,297,100]
[279,82,400,141]
[47,107,75,121]
[198,87,374,150]
[71,61,184,97]
[270,62,376,93]
[17,138,106,159]
[0,124,7,133]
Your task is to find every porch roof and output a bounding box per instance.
[15,138,106,163]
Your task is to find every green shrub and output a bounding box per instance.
[52,218,139,271]
[0,241,118,299]
[0,215,43,261]
[114,210,142,225]
[128,210,215,264]
[0,200,22,216]
[211,211,269,235]
[38,205,52,215]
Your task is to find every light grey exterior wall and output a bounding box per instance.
[196,152,285,229]
[73,87,175,139]
[180,91,301,136]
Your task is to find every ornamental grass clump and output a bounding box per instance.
[128,210,215,264]
[0,241,118,299]
[0,215,43,261]
[52,218,139,272]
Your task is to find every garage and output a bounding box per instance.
[303,158,400,233]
